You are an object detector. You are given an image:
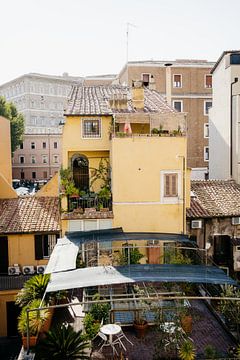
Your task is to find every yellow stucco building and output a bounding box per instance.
[0,119,60,336]
[61,83,190,246]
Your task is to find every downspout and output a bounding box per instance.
[230,77,238,177]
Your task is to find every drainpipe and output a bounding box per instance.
[164,63,173,106]
[230,77,238,177]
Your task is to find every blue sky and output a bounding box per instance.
[1,0,240,83]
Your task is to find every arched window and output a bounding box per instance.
[72,155,89,191]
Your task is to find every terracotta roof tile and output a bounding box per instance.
[0,196,60,234]
[65,85,177,115]
[187,180,240,218]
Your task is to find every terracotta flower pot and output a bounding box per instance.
[181,315,193,334]
[133,321,148,338]
[22,335,37,349]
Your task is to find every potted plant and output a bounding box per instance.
[133,285,149,338]
[89,293,110,324]
[133,310,148,338]
[15,274,50,308]
[178,340,196,360]
[179,307,193,335]
[35,324,90,360]
[18,299,50,348]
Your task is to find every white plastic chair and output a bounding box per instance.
[98,331,119,355]
[115,327,133,347]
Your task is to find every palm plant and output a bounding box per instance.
[18,299,49,336]
[35,324,90,360]
[179,340,196,360]
[15,274,50,308]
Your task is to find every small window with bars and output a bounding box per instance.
[164,173,178,197]
[82,119,101,138]
[173,74,182,88]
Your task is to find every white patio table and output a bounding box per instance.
[100,323,121,344]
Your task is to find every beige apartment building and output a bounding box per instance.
[116,60,215,179]
[12,129,62,180]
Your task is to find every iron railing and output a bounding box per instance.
[67,195,112,212]
[0,274,32,290]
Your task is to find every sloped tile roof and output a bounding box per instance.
[187,180,240,218]
[0,196,60,234]
[65,85,177,115]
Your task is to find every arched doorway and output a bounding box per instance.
[72,155,89,192]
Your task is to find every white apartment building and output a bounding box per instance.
[209,51,240,183]
[0,73,83,180]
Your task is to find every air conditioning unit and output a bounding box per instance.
[191,220,202,229]
[37,265,46,274]
[8,265,21,276]
[22,265,35,275]
[232,217,240,225]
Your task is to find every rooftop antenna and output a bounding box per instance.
[126,22,137,85]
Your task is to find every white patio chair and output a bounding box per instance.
[115,324,133,346]
[98,331,119,355]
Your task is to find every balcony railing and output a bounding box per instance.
[67,195,112,213]
[0,274,32,290]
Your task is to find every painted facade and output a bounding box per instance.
[61,84,190,236]
[209,50,240,183]
[116,60,214,179]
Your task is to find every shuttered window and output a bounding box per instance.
[164,173,178,197]
[35,234,59,259]
[205,75,212,88]
[173,74,182,88]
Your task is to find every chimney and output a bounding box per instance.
[149,75,156,90]
[131,80,144,110]
[164,63,172,106]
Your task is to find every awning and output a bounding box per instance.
[45,237,79,274]
[66,228,191,245]
[46,264,236,293]
[46,228,191,274]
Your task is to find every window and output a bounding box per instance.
[204,123,209,138]
[142,73,150,87]
[19,142,23,149]
[43,171,48,179]
[42,155,48,164]
[31,155,36,164]
[31,142,35,149]
[173,74,182,88]
[53,155,58,164]
[204,101,212,115]
[230,53,240,65]
[205,75,212,88]
[20,171,25,179]
[34,234,59,259]
[19,156,25,164]
[42,142,46,149]
[54,142,58,149]
[173,100,183,112]
[82,119,101,138]
[32,172,36,179]
[204,146,209,161]
[164,173,178,197]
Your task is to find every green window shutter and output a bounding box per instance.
[35,235,43,260]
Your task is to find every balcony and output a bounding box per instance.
[0,274,32,291]
[61,194,113,220]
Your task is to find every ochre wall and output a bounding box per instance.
[0,173,17,199]
[8,234,48,267]
[0,116,12,185]
[0,290,17,336]
[62,115,112,168]
[36,173,59,197]
[111,136,188,233]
